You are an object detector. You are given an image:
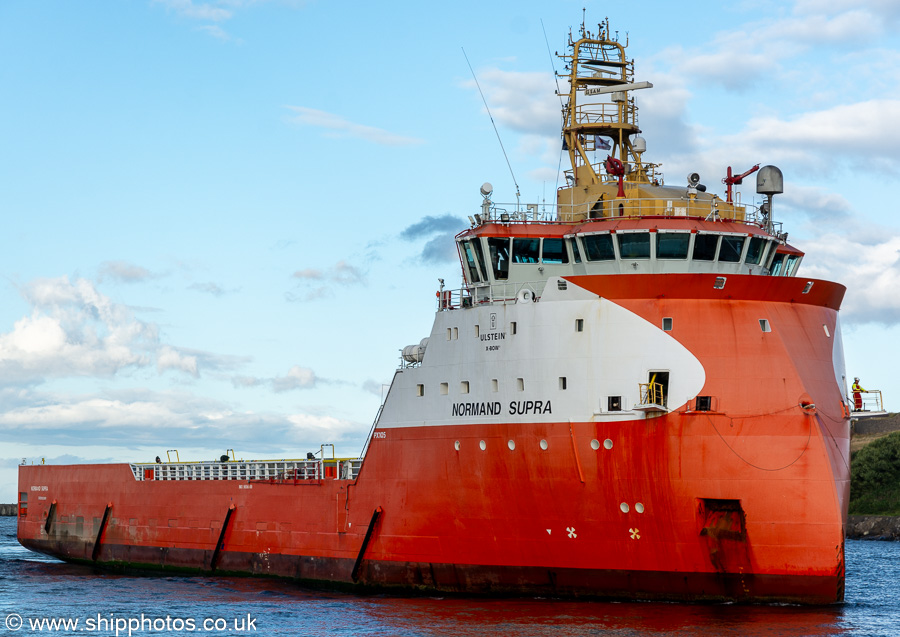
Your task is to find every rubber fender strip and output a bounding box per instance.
[91,503,112,561]
[210,504,236,572]
[44,501,57,535]
[351,506,383,583]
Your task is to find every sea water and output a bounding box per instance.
[1,516,898,637]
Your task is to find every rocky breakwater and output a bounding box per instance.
[847,515,900,540]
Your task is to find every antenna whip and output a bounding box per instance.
[462,47,521,207]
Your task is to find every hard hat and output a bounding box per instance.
[854,377,859,381]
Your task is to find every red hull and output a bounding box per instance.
[17,274,850,603]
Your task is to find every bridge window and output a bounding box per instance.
[487,237,510,280]
[462,241,482,282]
[608,396,622,411]
[784,255,801,276]
[745,236,765,265]
[568,238,582,263]
[693,233,719,261]
[617,232,651,259]
[718,236,746,263]
[657,232,690,259]
[770,253,786,276]
[512,238,540,263]
[583,234,616,261]
[662,317,673,331]
[542,238,569,264]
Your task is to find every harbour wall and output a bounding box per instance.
[0,504,16,516]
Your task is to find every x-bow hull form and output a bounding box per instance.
[18,20,850,603]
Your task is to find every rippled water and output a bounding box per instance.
[1,516,898,636]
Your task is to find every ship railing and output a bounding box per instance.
[851,390,884,414]
[130,458,363,482]
[481,197,767,228]
[635,381,667,410]
[437,281,542,311]
[571,102,638,128]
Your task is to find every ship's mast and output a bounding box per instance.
[558,19,655,190]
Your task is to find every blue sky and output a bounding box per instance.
[2,0,900,502]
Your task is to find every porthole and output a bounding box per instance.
[540,439,548,450]
[454,440,460,451]
[635,502,645,513]
[620,502,630,513]
[590,439,600,450]
[604,439,613,450]
[479,440,486,451]
[508,440,515,451]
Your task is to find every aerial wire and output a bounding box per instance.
[461,47,521,209]
[541,18,566,207]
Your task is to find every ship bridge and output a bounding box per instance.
[450,199,802,307]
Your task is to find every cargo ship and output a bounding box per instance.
[18,20,850,603]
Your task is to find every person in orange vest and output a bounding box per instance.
[852,377,866,411]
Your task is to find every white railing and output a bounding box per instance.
[130,458,363,482]
[437,281,542,312]
[481,196,769,228]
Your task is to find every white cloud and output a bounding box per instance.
[800,231,900,324]
[157,345,199,377]
[0,276,199,381]
[0,388,360,450]
[285,106,424,146]
[287,260,367,301]
[272,365,316,392]
[464,69,560,137]
[153,0,233,22]
[98,260,156,283]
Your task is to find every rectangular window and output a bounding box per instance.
[492,379,499,392]
[759,319,771,332]
[517,378,525,391]
[461,240,482,283]
[446,328,452,341]
[718,235,746,262]
[541,238,569,264]
[569,238,582,263]
[785,255,801,277]
[608,396,622,412]
[559,377,567,390]
[510,321,517,334]
[692,233,719,261]
[452,327,458,340]
[745,236,765,265]
[695,396,712,411]
[471,239,489,279]
[770,253,786,275]
[583,234,616,261]
[475,324,480,337]
[662,317,673,331]
[656,232,690,259]
[440,382,449,395]
[823,324,831,338]
[512,238,540,263]
[575,318,584,332]
[416,384,424,397]
[460,381,470,394]
[487,237,511,280]
[714,276,727,289]
[617,232,651,259]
